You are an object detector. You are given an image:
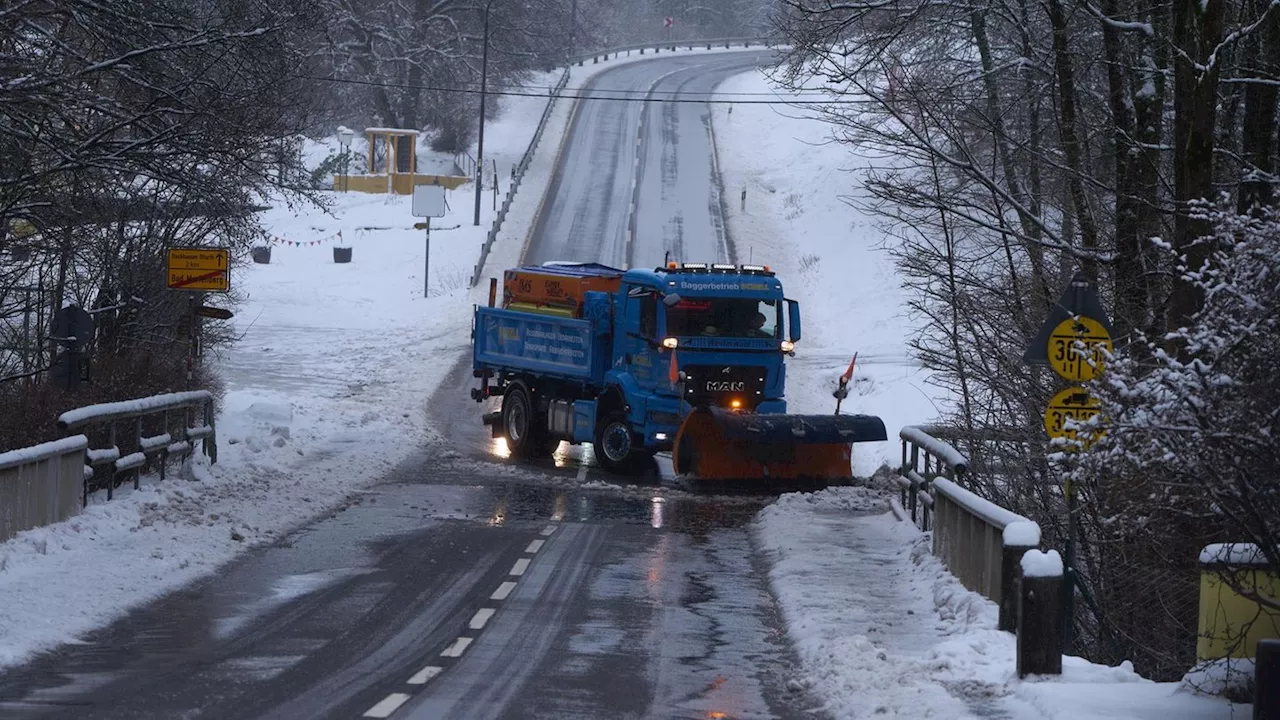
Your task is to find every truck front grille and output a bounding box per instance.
[681,365,767,410]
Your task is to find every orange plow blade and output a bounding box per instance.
[671,407,888,482]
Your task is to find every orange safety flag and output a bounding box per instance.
[840,353,858,383]
[669,348,679,385]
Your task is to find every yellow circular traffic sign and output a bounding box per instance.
[1044,386,1103,448]
[1048,316,1112,382]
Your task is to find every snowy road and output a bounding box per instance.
[526,52,766,267]
[0,460,809,719]
[0,52,821,719]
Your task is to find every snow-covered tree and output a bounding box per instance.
[1071,203,1280,609]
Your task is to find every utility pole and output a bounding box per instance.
[473,2,491,227]
[569,0,578,57]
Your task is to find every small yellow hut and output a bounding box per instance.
[334,127,469,194]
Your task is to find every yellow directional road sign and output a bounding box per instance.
[167,247,230,292]
[1048,316,1112,382]
[1044,386,1103,447]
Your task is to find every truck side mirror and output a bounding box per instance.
[787,299,801,342]
[662,293,682,307]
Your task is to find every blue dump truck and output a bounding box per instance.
[470,261,886,481]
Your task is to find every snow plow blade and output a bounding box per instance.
[671,407,888,482]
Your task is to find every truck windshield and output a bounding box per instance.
[665,297,780,339]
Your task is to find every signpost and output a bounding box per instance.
[167,247,230,292]
[1025,270,1114,654]
[167,246,229,391]
[412,185,447,298]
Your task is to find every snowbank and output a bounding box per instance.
[754,488,1252,719]
[710,71,945,475]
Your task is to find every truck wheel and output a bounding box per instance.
[593,412,636,472]
[502,382,542,458]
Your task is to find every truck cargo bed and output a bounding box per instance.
[473,306,605,383]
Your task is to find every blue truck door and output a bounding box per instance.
[621,284,662,392]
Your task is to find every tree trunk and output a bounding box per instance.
[1101,0,1150,342]
[1046,0,1100,280]
[1239,0,1279,210]
[1169,0,1225,336]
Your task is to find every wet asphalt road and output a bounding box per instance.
[0,52,824,720]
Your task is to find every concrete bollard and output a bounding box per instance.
[1258,639,1279,720]
[1018,549,1064,677]
[1001,521,1041,632]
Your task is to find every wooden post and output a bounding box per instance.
[134,417,143,490]
[1018,549,1064,677]
[159,410,168,482]
[104,422,116,500]
[1000,521,1041,632]
[1257,639,1279,720]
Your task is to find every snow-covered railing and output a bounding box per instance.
[566,36,772,66]
[471,67,571,287]
[58,390,217,503]
[0,435,89,542]
[897,424,970,530]
[898,425,1043,632]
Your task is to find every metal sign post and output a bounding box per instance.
[1025,269,1114,655]
[412,185,447,298]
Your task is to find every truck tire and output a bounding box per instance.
[593,411,637,472]
[502,381,548,458]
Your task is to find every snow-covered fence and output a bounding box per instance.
[471,68,572,287]
[0,436,89,542]
[898,425,1043,632]
[566,37,770,66]
[57,390,217,503]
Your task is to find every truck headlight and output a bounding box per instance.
[662,337,679,349]
[780,340,795,353]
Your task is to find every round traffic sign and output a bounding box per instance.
[1047,316,1112,382]
[1043,386,1103,448]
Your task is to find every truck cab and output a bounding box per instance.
[471,262,802,471]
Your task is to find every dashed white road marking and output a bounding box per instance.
[510,558,531,576]
[363,693,411,718]
[407,665,443,685]
[541,524,558,536]
[491,581,517,601]
[440,637,472,658]
[525,539,545,554]
[469,608,496,630]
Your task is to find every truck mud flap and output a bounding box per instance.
[672,407,887,482]
[482,410,504,438]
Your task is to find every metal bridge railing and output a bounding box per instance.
[898,425,1043,633]
[58,390,218,503]
[566,37,773,66]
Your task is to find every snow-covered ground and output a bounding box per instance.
[710,72,943,476]
[755,485,1252,719]
[0,46,762,671]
